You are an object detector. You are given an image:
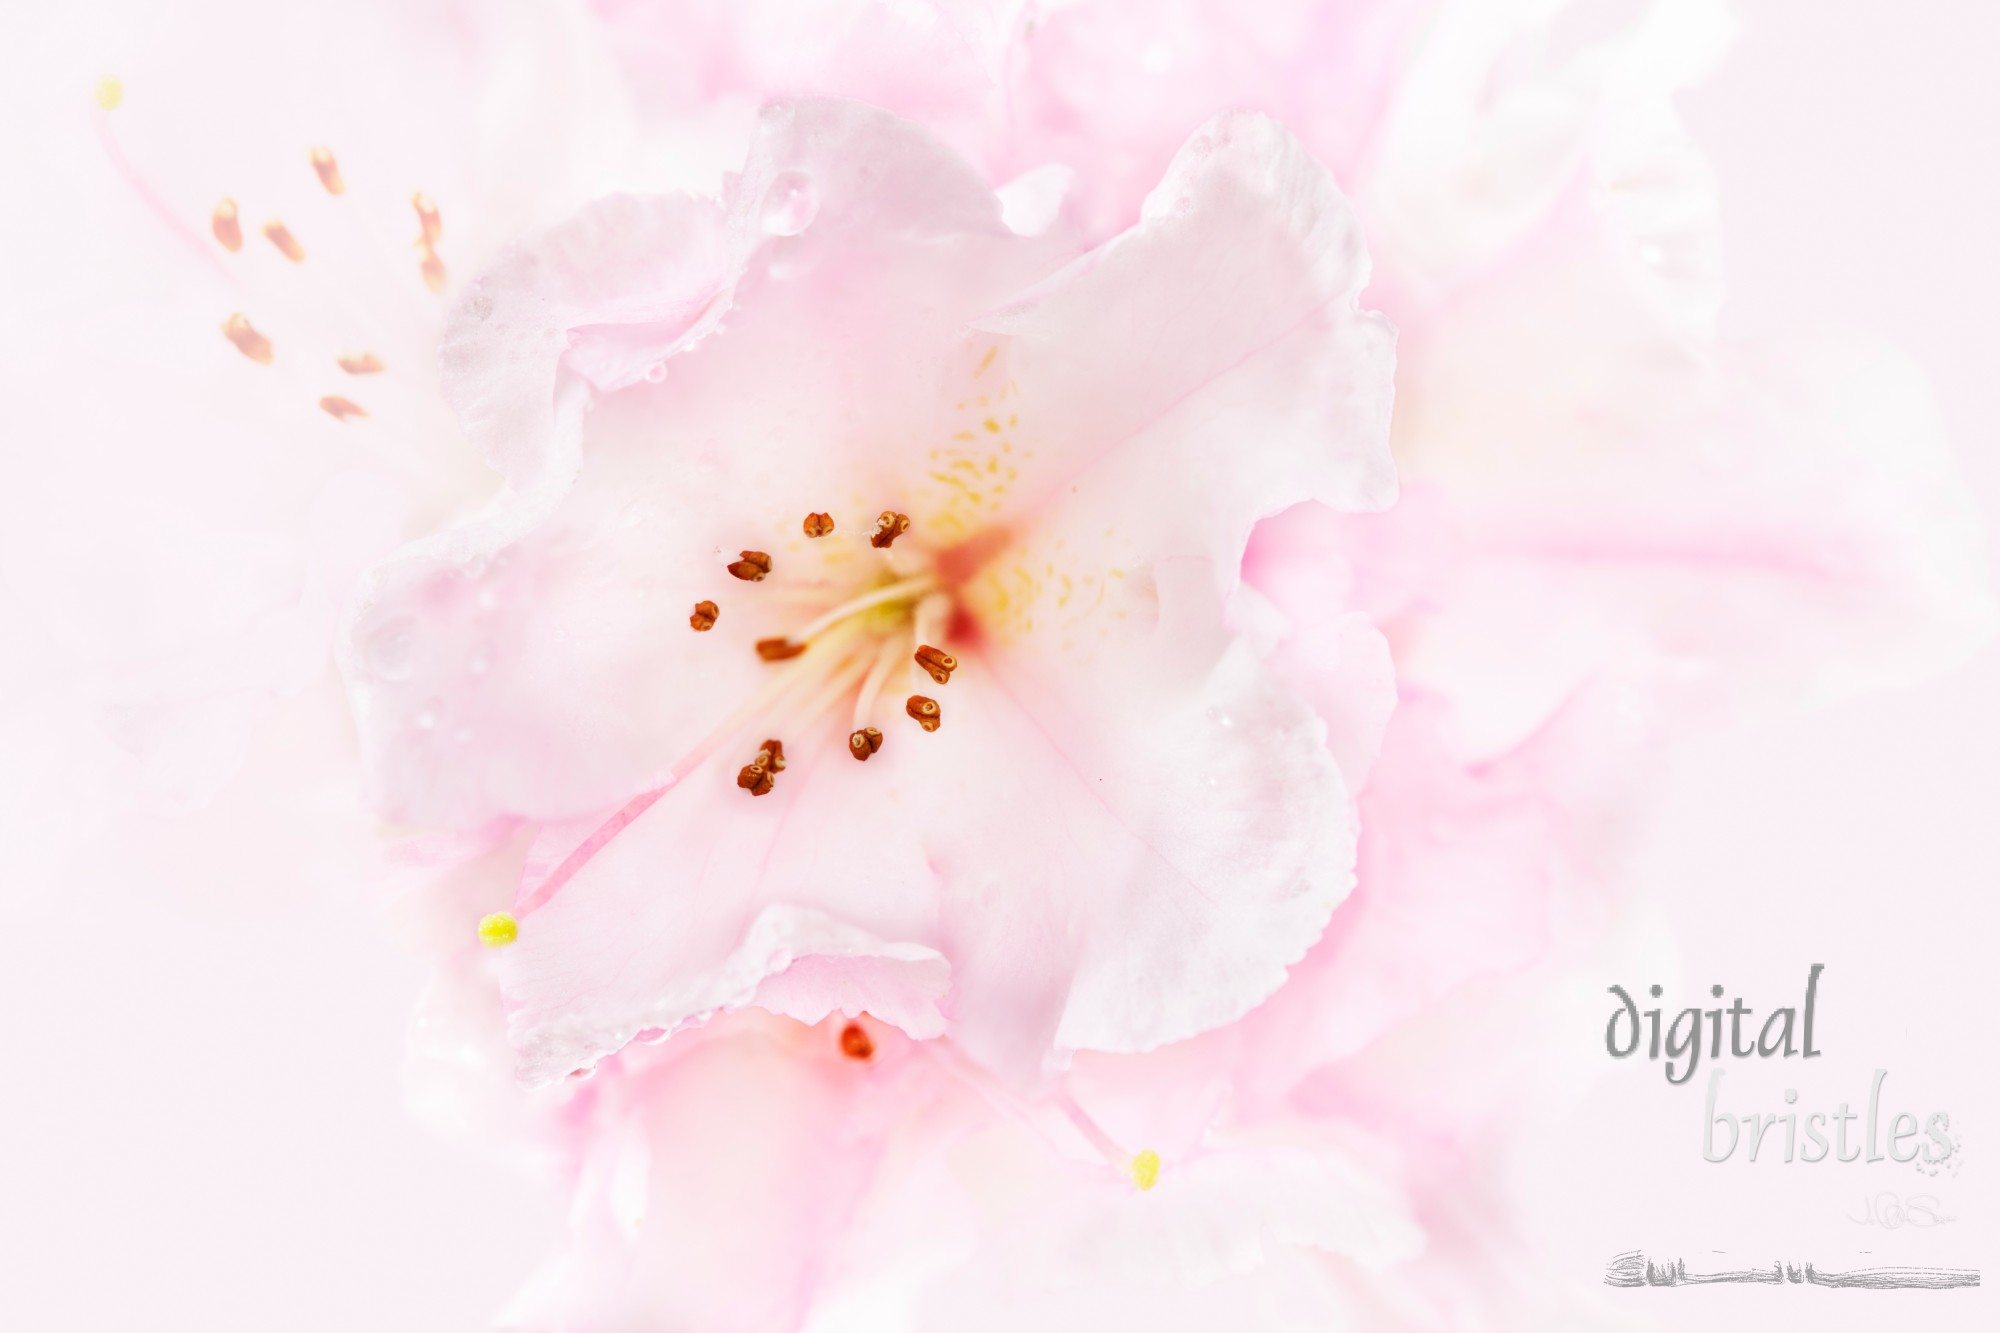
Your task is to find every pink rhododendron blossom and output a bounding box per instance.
[343,97,1398,1086]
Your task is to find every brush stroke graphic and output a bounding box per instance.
[1606,1251,1981,1289]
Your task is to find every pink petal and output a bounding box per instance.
[977,110,1397,584]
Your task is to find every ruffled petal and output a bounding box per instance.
[972,110,1396,576]
[342,100,1073,826]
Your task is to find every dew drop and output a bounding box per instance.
[414,704,439,731]
[365,617,416,681]
[643,361,668,384]
[759,171,819,237]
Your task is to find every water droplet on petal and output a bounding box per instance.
[759,170,818,237]
[414,704,438,731]
[643,361,667,384]
[365,617,416,681]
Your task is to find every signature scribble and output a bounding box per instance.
[1605,1251,1980,1290]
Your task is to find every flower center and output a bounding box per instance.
[703,512,969,793]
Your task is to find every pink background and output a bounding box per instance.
[3,2,1995,1327]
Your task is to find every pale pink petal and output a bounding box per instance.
[1238,501,1401,791]
[978,109,1397,572]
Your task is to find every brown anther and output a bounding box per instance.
[869,511,912,549]
[736,738,786,796]
[755,636,807,661]
[839,1022,875,1061]
[848,728,883,762]
[905,695,941,732]
[319,395,367,422]
[727,550,773,581]
[418,241,447,294]
[914,644,958,685]
[803,512,835,538]
[689,600,719,632]
[221,313,272,365]
[211,198,243,252]
[337,352,385,375]
[413,192,443,246]
[309,146,344,195]
[262,220,305,262]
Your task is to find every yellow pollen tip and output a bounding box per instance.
[477,912,519,947]
[94,76,123,111]
[1128,1149,1161,1191]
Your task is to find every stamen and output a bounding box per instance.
[337,352,385,375]
[727,550,773,582]
[839,1022,875,1060]
[755,636,807,661]
[1052,1088,1157,1188]
[736,738,785,796]
[412,192,443,246]
[221,313,272,364]
[211,198,243,252]
[477,912,519,947]
[689,600,719,631]
[848,727,883,761]
[319,396,367,422]
[870,511,912,549]
[262,220,305,262]
[914,644,958,685]
[803,511,835,538]
[94,76,124,111]
[652,623,864,806]
[418,242,447,294]
[787,574,935,644]
[754,640,874,768]
[309,146,344,195]
[851,631,909,737]
[905,695,941,732]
